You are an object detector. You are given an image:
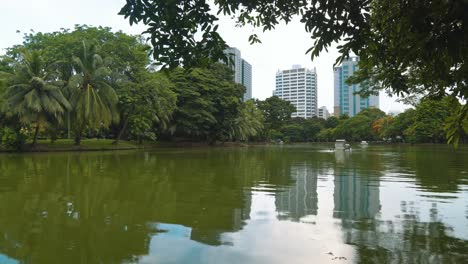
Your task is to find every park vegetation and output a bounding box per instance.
[0,26,261,149]
[254,96,466,144]
[120,0,468,145]
[0,26,466,150]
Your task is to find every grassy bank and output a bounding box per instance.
[0,139,255,153]
[0,139,142,152]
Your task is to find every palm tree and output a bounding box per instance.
[3,50,71,146]
[68,42,119,145]
[233,100,264,141]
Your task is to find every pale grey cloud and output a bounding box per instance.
[0,0,410,113]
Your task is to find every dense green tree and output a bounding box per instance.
[68,42,118,144]
[357,108,386,121]
[281,117,324,142]
[281,124,304,142]
[318,128,336,142]
[0,56,13,73]
[167,64,245,142]
[407,98,452,143]
[372,116,394,140]
[256,96,296,131]
[334,109,384,142]
[444,97,468,147]
[303,118,324,141]
[385,109,416,142]
[208,65,246,141]
[3,51,71,146]
[167,68,216,140]
[232,100,264,141]
[324,116,339,129]
[6,26,154,142]
[339,114,350,120]
[7,26,150,81]
[0,57,14,127]
[115,72,177,144]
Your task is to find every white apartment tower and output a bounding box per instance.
[274,65,318,118]
[225,47,253,101]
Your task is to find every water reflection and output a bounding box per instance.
[275,162,318,220]
[0,149,304,263]
[0,145,466,263]
[333,169,380,220]
[329,146,468,263]
[346,203,468,263]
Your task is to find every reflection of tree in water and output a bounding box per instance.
[0,154,158,264]
[0,148,313,263]
[344,202,468,263]
[395,146,468,193]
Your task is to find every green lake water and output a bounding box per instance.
[0,144,467,263]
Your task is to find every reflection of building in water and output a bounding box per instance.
[334,150,349,164]
[339,206,468,263]
[333,168,380,220]
[275,162,318,221]
[242,191,252,220]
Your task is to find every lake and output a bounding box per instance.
[0,144,467,263]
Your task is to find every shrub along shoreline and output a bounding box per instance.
[1,139,460,154]
[0,139,138,153]
[0,138,256,153]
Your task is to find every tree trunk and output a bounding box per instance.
[74,131,81,145]
[32,123,40,147]
[113,117,129,145]
[67,111,71,139]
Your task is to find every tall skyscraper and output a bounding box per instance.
[225,47,253,101]
[242,59,252,101]
[273,65,318,118]
[333,56,379,117]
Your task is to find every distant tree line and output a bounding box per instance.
[0,26,466,149]
[253,96,466,144]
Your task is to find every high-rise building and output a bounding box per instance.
[333,57,379,117]
[273,65,318,118]
[242,59,252,101]
[225,47,252,101]
[318,106,330,119]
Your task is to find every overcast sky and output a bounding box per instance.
[0,0,410,113]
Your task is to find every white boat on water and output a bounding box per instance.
[361,141,369,145]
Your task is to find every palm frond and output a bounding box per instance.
[4,51,70,124]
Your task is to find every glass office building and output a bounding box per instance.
[333,57,379,117]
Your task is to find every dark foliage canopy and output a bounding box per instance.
[120,0,468,101]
